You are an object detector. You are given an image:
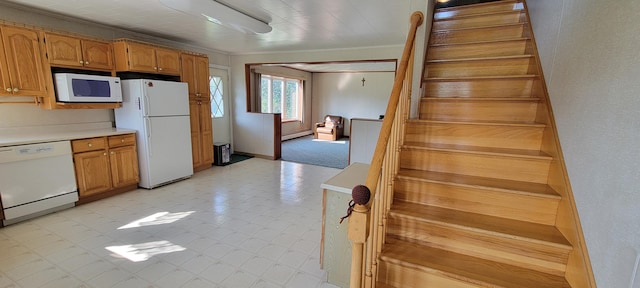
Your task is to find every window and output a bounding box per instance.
[210,76,224,118]
[260,75,303,121]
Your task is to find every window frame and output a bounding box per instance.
[259,74,304,122]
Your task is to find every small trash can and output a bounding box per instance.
[213,142,230,166]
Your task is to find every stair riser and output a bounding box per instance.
[405,122,543,150]
[400,149,550,183]
[387,217,569,276]
[435,2,524,20]
[420,100,538,122]
[433,12,525,30]
[428,40,529,60]
[426,58,535,78]
[425,78,535,98]
[432,25,525,45]
[395,179,559,225]
[378,261,479,288]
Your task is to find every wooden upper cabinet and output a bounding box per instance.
[180,54,197,95]
[195,55,210,97]
[181,53,210,98]
[44,33,83,67]
[0,33,10,96]
[114,41,180,75]
[124,42,157,73]
[44,33,113,71]
[0,25,47,97]
[81,39,113,70]
[155,47,180,75]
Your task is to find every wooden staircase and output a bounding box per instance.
[375,1,593,287]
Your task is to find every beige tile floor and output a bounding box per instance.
[0,158,343,288]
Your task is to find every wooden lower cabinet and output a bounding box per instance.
[190,98,213,171]
[72,133,139,204]
[73,149,112,197]
[109,145,139,188]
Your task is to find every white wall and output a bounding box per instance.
[528,1,640,286]
[312,72,394,136]
[0,3,229,130]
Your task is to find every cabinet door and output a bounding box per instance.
[199,100,214,165]
[127,42,156,73]
[195,55,210,98]
[109,145,139,188]
[44,33,83,68]
[82,40,113,70]
[180,54,196,96]
[0,30,11,96]
[155,47,180,75]
[1,26,47,96]
[189,99,202,167]
[74,150,112,197]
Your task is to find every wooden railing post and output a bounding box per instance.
[348,204,369,288]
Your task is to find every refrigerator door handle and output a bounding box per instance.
[145,118,152,156]
[144,94,150,116]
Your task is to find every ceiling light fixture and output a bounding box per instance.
[159,0,272,34]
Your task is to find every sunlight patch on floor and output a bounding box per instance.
[118,211,194,229]
[106,240,186,262]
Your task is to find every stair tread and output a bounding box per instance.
[389,202,571,247]
[407,119,546,128]
[433,22,525,33]
[427,55,534,63]
[430,37,531,47]
[424,74,538,81]
[403,142,552,160]
[380,240,571,288]
[422,97,540,101]
[435,9,523,22]
[436,0,521,12]
[397,169,560,199]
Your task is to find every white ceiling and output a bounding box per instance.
[4,0,425,55]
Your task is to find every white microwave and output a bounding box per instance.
[54,73,122,103]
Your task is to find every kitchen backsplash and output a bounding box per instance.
[0,104,113,129]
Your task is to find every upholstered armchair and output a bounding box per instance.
[314,115,344,141]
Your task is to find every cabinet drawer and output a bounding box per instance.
[72,137,107,153]
[108,134,136,148]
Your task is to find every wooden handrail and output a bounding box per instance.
[347,11,423,288]
[364,11,423,199]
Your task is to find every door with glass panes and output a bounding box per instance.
[210,67,231,146]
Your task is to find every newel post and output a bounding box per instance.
[348,185,371,288]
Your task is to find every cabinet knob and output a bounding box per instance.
[88,143,93,147]
[103,152,107,156]
[5,88,11,92]
[154,66,158,70]
[80,60,84,64]
[110,151,115,155]
[159,67,163,71]
[85,61,89,65]
[12,88,18,93]
[121,139,125,143]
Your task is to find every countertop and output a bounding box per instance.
[320,162,370,194]
[0,128,137,147]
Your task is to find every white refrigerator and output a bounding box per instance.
[114,79,194,189]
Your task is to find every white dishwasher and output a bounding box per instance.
[0,140,78,226]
